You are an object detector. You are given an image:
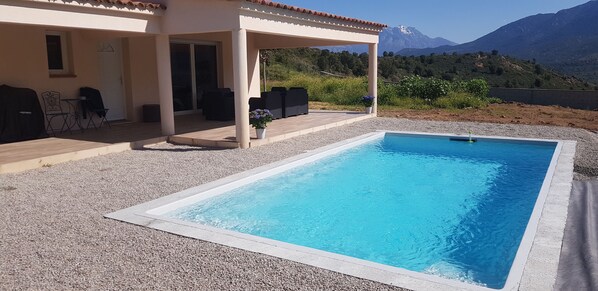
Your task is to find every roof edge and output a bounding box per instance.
[244,0,387,29]
[88,0,165,10]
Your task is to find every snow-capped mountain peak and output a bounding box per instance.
[321,26,456,56]
[398,25,413,35]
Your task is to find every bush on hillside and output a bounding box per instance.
[378,81,398,105]
[464,79,490,97]
[434,92,488,109]
[397,76,450,100]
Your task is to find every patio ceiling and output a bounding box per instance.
[249,32,374,49]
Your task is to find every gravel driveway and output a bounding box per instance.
[1,118,596,290]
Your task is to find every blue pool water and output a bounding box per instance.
[167,134,556,289]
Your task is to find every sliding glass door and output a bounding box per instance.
[170,42,219,113]
[170,43,193,112]
[194,45,218,109]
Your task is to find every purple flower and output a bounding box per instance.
[249,108,274,129]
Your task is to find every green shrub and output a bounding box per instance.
[397,75,423,97]
[450,80,466,92]
[434,92,488,109]
[266,64,292,81]
[486,97,503,104]
[278,73,312,89]
[464,79,490,97]
[398,76,450,100]
[377,81,399,105]
[422,78,450,99]
[280,73,367,105]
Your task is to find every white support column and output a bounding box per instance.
[368,43,378,115]
[155,34,175,135]
[232,28,250,149]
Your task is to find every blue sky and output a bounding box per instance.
[278,0,590,43]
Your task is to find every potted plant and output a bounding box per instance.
[249,109,274,139]
[361,95,374,114]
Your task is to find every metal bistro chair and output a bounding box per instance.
[79,87,110,129]
[41,91,71,135]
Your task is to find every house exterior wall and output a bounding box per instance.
[159,0,239,34]
[0,24,164,123]
[122,36,160,122]
[0,24,101,101]
[247,34,261,97]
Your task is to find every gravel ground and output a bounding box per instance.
[1,117,596,290]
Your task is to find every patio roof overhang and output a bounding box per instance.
[0,0,163,33]
[158,0,384,44]
[239,0,383,47]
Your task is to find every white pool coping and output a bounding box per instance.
[106,131,576,291]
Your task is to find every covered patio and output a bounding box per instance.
[148,0,386,148]
[0,0,385,170]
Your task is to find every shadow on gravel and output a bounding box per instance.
[136,147,230,152]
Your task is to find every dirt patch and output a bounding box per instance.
[378,103,598,132]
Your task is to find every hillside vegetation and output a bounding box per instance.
[263,48,595,90]
[399,0,598,85]
[263,48,596,110]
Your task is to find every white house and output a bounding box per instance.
[0,0,386,148]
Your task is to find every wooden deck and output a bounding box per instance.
[0,110,372,174]
[170,110,373,148]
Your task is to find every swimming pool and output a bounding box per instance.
[107,131,575,291]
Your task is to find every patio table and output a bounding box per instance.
[61,97,88,131]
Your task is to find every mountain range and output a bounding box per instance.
[399,0,598,84]
[325,26,456,55]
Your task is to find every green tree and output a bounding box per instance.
[496,67,504,75]
[489,64,497,74]
[534,78,543,87]
[534,64,544,75]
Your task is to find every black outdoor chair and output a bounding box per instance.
[249,91,284,119]
[41,91,71,135]
[203,88,235,121]
[271,87,287,96]
[79,87,110,129]
[284,87,309,117]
